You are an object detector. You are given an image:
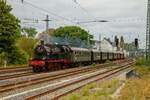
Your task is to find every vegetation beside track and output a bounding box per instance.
[117,58,150,100]
[60,58,150,100]
[61,79,121,100]
[135,57,150,66]
[117,74,150,100]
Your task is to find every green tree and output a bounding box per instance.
[0,0,27,65]
[22,27,37,37]
[7,46,28,64]
[0,0,20,53]
[16,37,37,57]
[53,26,94,44]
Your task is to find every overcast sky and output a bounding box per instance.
[7,0,148,49]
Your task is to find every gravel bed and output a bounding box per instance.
[38,68,131,100]
[10,65,128,98]
[0,68,107,98]
[0,64,106,87]
[0,60,124,85]
[0,60,128,99]
[0,70,32,77]
[0,67,31,74]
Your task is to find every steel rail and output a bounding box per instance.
[0,60,128,94]
[0,61,120,93]
[25,61,134,100]
[0,67,31,74]
[0,72,33,80]
[52,65,133,100]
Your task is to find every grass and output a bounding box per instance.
[117,58,150,100]
[133,57,150,76]
[91,63,96,67]
[134,65,150,76]
[118,75,150,100]
[135,57,150,66]
[60,79,121,100]
[105,60,114,67]
[61,58,150,100]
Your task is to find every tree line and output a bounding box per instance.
[0,0,128,66]
[0,0,94,66]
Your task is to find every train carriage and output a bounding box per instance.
[120,52,124,59]
[114,53,117,60]
[108,52,113,60]
[101,52,108,61]
[70,47,91,64]
[92,50,101,62]
[29,41,126,72]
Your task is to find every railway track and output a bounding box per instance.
[0,71,33,80]
[0,65,30,74]
[0,67,32,80]
[0,60,126,93]
[0,60,121,81]
[0,60,134,100]
[27,61,134,100]
[0,59,127,81]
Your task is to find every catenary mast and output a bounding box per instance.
[146,0,150,62]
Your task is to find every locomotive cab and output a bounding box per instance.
[30,43,72,72]
[45,45,72,70]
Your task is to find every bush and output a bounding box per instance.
[0,47,28,66]
[16,37,37,57]
[0,52,7,65]
[0,37,37,66]
[135,57,149,66]
[7,46,29,65]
